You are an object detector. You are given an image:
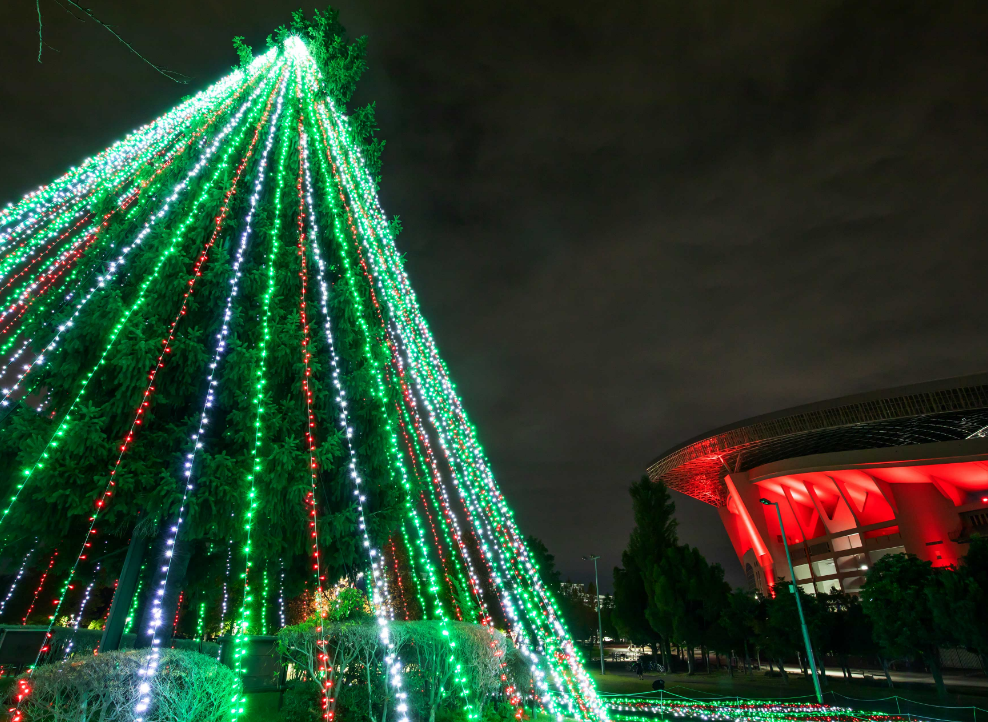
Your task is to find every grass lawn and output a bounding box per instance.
[588,666,988,712]
[240,669,988,721]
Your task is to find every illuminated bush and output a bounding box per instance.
[11,648,234,722]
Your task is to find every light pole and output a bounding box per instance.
[760,498,824,704]
[582,554,605,675]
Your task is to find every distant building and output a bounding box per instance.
[559,581,613,609]
[647,374,988,597]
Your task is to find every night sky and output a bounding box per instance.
[3,1,988,590]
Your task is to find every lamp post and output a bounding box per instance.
[760,498,823,704]
[582,554,605,675]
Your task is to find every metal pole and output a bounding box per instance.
[584,554,605,675]
[764,499,823,704]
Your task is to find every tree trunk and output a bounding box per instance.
[756,646,762,670]
[686,646,695,675]
[99,527,147,652]
[777,658,789,683]
[926,649,948,701]
[815,652,829,689]
[703,646,710,673]
[880,657,894,688]
[729,650,735,678]
[743,640,751,676]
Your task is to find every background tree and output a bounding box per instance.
[862,553,949,699]
[714,589,759,676]
[647,544,729,675]
[756,581,809,682]
[613,476,678,668]
[612,557,662,663]
[820,590,878,684]
[930,535,988,675]
[526,535,561,593]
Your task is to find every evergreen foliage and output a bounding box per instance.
[0,9,605,720]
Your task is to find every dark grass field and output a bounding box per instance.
[588,665,988,720]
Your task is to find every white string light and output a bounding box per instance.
[300,121,411,722]
[134,62,290,722]
[0,540,36,617]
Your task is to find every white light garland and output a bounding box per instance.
[134,63,290,722]
[300,121,411,722]
[0,541,36,617]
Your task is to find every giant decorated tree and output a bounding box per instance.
[0,9,605,722]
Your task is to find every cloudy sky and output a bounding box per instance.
[2,0,988,588]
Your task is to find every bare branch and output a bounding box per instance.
[36,0,190,83]
[36,0,43,62]
[53,0,87,23]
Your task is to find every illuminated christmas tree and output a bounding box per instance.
[0,9,605,722]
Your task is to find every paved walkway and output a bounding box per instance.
[781,665,988,691]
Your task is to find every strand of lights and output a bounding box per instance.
[388,536,409,620]
[304,46,576,714]
[304,57,586,718]
[298,43,542,716]
[294,48,480,714]
[197,600,207,641]
[298,115,411,722]
[230,67,294,720]
[0,103,200,280]
[0,541,35,618]
[0,60,284,539]
[0,65,264,357]
[123,563,146,635]
[104,58,284,663]
[278,558,286,629]
[398,520,429,619]
[0,52,271,249]
[133,67,290,722]
[0,59,280,416]
[62,562,100,659]
[389,379,524,716]
[219,541,232,640]
[172,591,184,636]
[604,699,905,722]
[303,85,478,718]
[262,568,269,635]
[0,62,268,377]
[21,550,57,625]
[101,61,284,543]
[293,112,331,719]
[18,66,287,693]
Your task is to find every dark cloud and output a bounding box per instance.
[3,0,988,589]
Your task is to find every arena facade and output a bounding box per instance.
[648,374,988,596]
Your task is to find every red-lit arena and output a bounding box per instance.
[648,375,988,596]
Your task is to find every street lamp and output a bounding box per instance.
[582,554,605,675]
[760,498,823,704]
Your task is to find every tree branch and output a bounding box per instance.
[35,0,189,83]
[36,0,43,62]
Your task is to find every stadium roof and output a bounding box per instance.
[647,373,988,507]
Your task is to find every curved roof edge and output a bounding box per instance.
[649,371,988,473]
